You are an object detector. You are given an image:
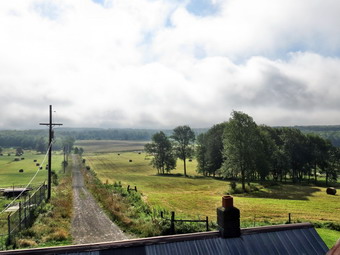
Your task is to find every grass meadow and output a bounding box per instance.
[0,150,64,188]
[82,140,340,248]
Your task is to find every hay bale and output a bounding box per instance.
[33,159,37,162]
[14,158,20,161]
[21,157,25,160]
[118,153,120,156]
[36,163,40,166]
[188,159,192,162]
[326,187,337,195]
[19,169,24,173]
[129,159,132,162]
[86,166,91,170]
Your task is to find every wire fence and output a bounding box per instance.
[0,182,47,250]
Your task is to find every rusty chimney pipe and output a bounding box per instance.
[222,195,233,208]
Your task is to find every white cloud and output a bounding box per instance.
[0,0,340,129]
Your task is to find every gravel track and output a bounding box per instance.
[71,155,127,244]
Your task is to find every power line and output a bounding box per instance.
[39,105,63,200]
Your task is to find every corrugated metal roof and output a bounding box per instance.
[145,227,327,255]
[0,223,329,255]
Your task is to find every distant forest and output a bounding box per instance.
[1,125,340,150]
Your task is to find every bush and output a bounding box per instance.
[16,239,37,248]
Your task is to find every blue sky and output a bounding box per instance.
[0,0,340,129]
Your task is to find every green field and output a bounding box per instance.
[85,152,340,224]
[82,140,340,247]
[0,150,63,188]
[75,140,147,153]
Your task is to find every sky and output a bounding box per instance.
[1,0,340,129]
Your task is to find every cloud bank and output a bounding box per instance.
[0,0,340,129]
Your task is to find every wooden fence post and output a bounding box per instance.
[18,202,22,232]
[170,211,175,235]
[24,201,27,228]
[206,216,209,231]
[7,213,11,245]
[288,213,291,224]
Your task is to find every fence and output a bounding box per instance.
[0,182,47,249]
[161,211,209,234]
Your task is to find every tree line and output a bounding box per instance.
[145,111,339,190]
[0,130,75,154]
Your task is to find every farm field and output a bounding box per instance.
[85,151,340,225]
[0,150,63,188]
[82,140,340,247]
[75,140,147,153]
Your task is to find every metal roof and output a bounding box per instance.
[0,223,328,255]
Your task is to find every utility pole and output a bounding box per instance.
[40,105,63,201]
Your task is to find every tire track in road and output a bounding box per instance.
[71,155,127,244]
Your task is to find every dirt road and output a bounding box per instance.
[71,155,127,244]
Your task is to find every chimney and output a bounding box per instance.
[217,195,241,238]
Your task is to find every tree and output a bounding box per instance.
[74,147,79,154]
[223,111,261,191]
[79,147,84,156]
[196,133,208,176]
[144,131,176,174]
[172,126,195,177]
[36,137,47,153]
[196,123,226,177]
[16,147,24,156]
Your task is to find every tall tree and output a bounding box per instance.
[196,133,208,176]
[202,123,226,177]
[144,131,176,174]
[172,126,195,177]
[223,111,261,191]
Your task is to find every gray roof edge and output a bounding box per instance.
[0,223,315,255]
[241,222,313,235]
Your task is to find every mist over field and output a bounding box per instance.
[1,0,340,129]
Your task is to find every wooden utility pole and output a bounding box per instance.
[40,105,63,200]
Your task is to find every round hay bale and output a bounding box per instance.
[118,153,120,156]
[36,163,40,166]
[19,169,24,173]
[326,187,337,195]
[86,166,91,170]
[21,157,25,160]
[129,159,132,162]
[33,159,37,162]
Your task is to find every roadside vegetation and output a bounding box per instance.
[14,168,73,248]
